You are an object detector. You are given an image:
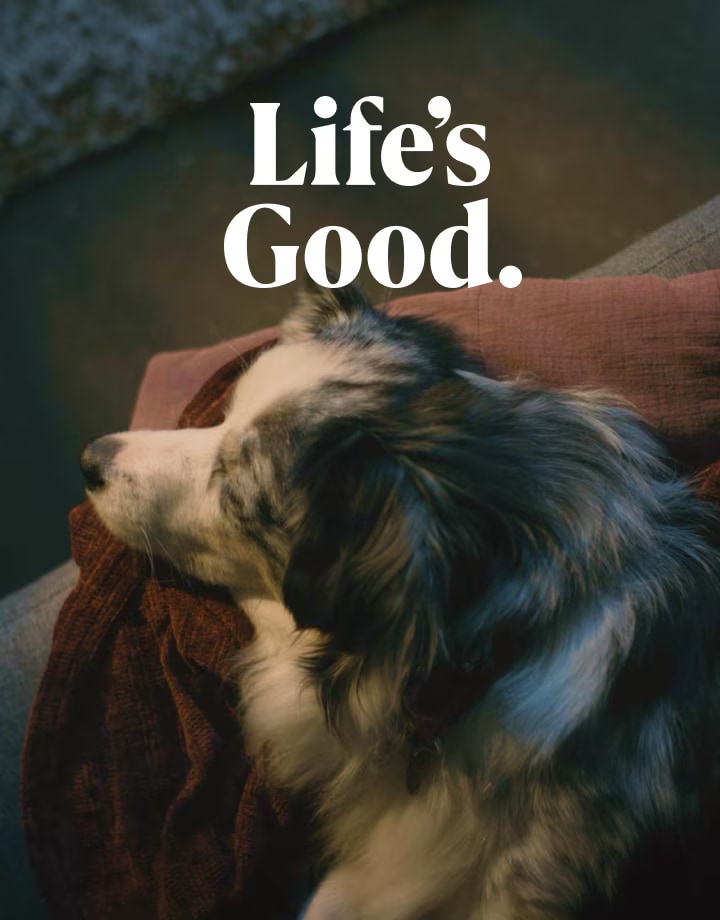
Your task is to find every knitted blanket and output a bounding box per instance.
[22,343,311,920]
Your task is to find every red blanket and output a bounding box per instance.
[22,346,309,919]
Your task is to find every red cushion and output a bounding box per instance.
[388,272,720,469]
[132,271,720,469]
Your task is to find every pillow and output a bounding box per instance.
[132,271,720,470]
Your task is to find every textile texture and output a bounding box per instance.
[23,344,312,919]
[574,194,720,279]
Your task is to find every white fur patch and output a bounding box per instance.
[225,341,357,428]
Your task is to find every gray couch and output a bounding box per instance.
[2,192,719,916]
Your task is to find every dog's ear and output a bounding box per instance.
[282,424,446,668]
[282,268,375,341]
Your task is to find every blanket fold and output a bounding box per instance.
[22,347,306,920]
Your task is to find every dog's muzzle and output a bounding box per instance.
[80,436,122,492]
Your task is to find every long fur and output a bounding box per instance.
[87,278,720,919]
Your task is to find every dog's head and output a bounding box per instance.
[85,280,700,720]
[84,281,482,663]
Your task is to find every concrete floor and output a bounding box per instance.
[1,0,719,597]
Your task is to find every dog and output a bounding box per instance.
[82,279,720,919]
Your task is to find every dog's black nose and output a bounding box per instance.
[80,436,121,492]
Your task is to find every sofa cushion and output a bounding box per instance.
[133,271,720,470]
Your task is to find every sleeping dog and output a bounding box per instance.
[82,280,720,919]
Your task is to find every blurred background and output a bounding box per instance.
[1,0,719,598]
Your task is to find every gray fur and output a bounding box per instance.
[86,282,720,919]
